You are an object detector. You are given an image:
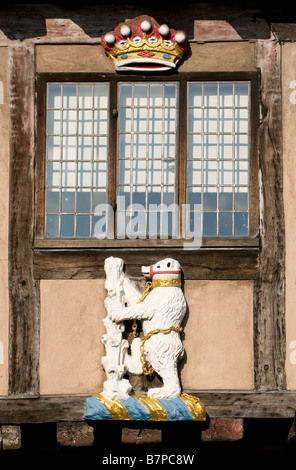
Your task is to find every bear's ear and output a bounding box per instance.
[167,262,171,268]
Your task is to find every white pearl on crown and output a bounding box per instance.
[120,24,131,37]
[158,24,170,36]
[104,32,116,45]
[141,19,152,32]
[175,30,186,44]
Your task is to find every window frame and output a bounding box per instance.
[35,71,259,249]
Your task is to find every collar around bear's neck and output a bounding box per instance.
[151,278,182,288]
[138,276,182,304]
[149,264,182,289]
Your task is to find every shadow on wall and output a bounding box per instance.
[0,1,277,43]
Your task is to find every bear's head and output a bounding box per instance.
[141,258,181,280]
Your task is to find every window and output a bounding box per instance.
[117,82,178,239]
[187,81,250,238]
[45,82,110,239]
[36,74,258,246]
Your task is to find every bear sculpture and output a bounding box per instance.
[109,257,186,399]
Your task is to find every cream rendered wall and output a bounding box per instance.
[39,279,106,395]
[36,42,256,74]
[40,278,254,394]
[182,280,254,390]
[36,44,114,73]
[0,47,9,396]
[282,42,296,390]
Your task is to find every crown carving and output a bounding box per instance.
[101,15,187,72]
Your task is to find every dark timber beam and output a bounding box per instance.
[253,41,286,390]
[0,392,295,424]
[8,43,40,396]
[33,248,259,280]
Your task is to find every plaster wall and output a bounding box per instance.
[282,42,296,390]
[0,46,9,396]
[39,279,106,395]
[182,280,254,390]
[39,279,254,394]
[36,44,114,73]
[35,41,256,73]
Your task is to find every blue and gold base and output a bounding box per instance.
[84,393,206,422]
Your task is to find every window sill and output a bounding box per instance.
[34,237,259,250]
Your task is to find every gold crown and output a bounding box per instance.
[102,15,187,72]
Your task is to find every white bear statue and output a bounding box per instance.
[109,257,187,400]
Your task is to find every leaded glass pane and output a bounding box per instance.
[187,81,250,237]
[45,82,109,238]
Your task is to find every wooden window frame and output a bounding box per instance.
[33,71,260,281]
[35,71,260,248]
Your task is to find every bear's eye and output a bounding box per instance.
[157,265,160,269]
[167,262,171,267]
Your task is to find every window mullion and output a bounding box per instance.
[178,79,187,239]
[109,78,118,235]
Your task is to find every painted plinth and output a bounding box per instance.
[84,393,206,422]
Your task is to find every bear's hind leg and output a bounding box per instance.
[147,366,181,400]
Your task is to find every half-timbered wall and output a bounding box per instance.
[0,4,294,428]
[35,40,257,394]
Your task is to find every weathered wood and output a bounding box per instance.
[249,75,260,237]
[34,237,259,248]
[187,391,296,418]
[178,79,187,238]
[0,396,86,424]
[8,43,40,396]
[272,23,296,42]
[254,41,286,390]
[193,18,271,41]
[0,392,295,424]
[33,248,259,280]
[1,425,21,450]
[288,414,296,442]
[108,78,118,214]
[0,4,282,48]
[35,73,46,239]
[57,422,94,447]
